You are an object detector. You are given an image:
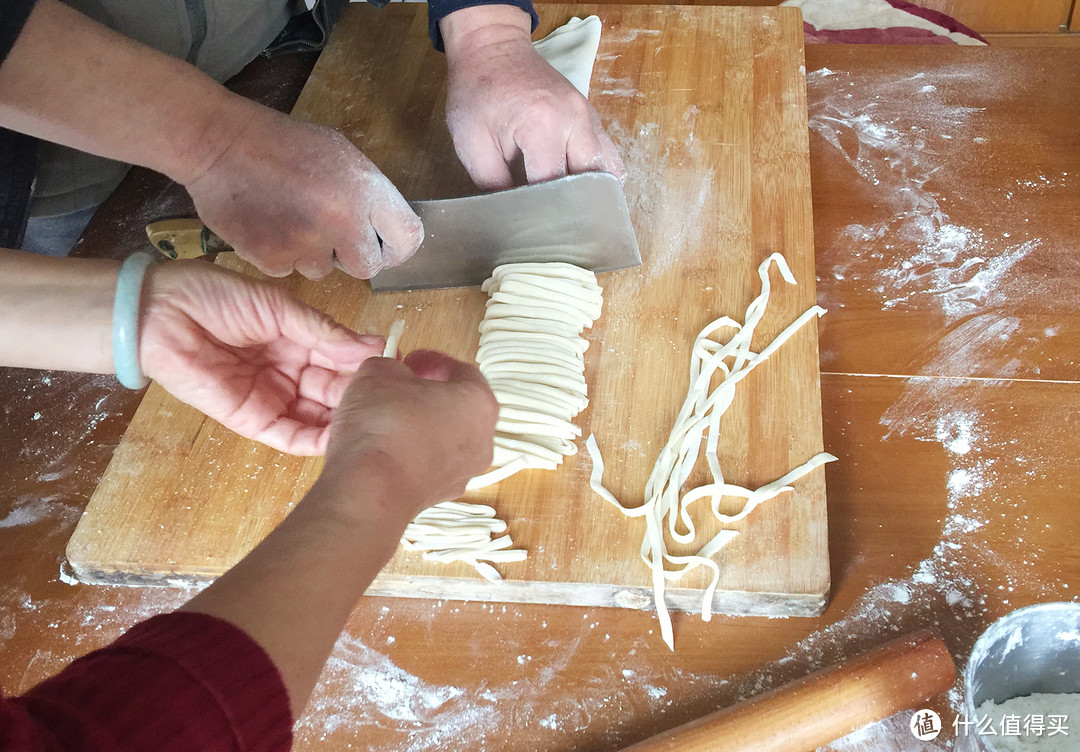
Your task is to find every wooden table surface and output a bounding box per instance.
[2,16,1078,751]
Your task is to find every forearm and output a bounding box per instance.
[0,248,119,373]
[0,0,253,185]
[180,460,411,717]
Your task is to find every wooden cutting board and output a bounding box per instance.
[67,4,830,619]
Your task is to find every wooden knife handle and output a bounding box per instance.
[145,219,231,260]
[619,630,955,752]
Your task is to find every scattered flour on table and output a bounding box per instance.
[920,315,1026,378]
[296,626,564,749]
[879,375,1063,598]
[806,67,1046,327]
[1,372,122,543]
[4,373,126,497]
[882,383,993,538]
[1,584,193,688]
[295,619,721,751]
[1015,174,1070,192]
[799,75,1069,749]
[729,371,1068,750]
[302,633,466,735]
[597,27,660,44]
[792,66,1076,738]
[0,497,72,530]
[1,370,200,688]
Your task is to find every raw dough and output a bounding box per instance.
[383,319,405,358]
[384,320,525,581]
[475,262,603,480]
[393,262,605,582]
[401,500,527,581]
[533,16,603,98]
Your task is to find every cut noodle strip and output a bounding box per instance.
[396,264,603,582]
[383,319,405,358]
[385,320,527,580]
[584,253,837,650]
[401,500,528,582]
[476,262,602,483]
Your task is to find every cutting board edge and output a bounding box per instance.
[61,562,828,618]
[364,573,830,618]
[63,558,215,589]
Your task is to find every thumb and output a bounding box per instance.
[403,349,487,386]
[371,200,424,268]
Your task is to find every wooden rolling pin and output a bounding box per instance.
[619,630,955,752]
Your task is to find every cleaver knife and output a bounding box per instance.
[145,172,641,291]
[372,171,640,291]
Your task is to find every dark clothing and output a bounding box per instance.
[265,0,349,55]
[427,0,539,51]
[0,0,39,248]
[1,612,293,751]
[0,128,35,248]
[0,0,35,62]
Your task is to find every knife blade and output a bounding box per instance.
[373,172,641,291]
[145,172,641,290]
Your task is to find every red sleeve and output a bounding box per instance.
[1,612,293,752]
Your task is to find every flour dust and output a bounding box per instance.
[806,66,1068,348]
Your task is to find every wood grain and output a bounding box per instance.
[809,47,1080,383]
[910,0,1072,32]
[983,32,1080,47]
[560,0,1075,33]
[66,5,829,619]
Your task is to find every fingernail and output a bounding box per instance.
[359,334,384,346]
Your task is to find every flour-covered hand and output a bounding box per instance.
[138,260,385,454]
[441,5,625,190]
[183,102,422,280]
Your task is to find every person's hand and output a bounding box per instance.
[183,101,423,280]
[321,350,498,521]
[440,5,626,190]
[175,350,496,718]
[138,260,384,454]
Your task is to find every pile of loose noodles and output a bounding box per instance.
[585,253,837,650]
[476,262,602,475]
[398,261,604,581]
[383,318,527,581]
